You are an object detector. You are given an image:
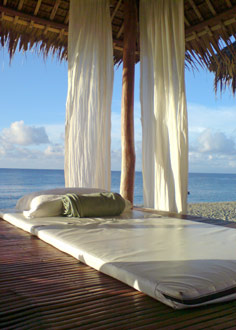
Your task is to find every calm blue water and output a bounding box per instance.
[0,168,236,209]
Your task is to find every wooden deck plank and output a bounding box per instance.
[1,215,236,329]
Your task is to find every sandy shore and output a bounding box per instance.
[187,201,236,222]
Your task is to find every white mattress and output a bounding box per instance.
[1,209,236,309]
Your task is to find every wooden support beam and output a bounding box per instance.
[111,0,122,22]
[64,11,69,24]
[188,0,203,21]
[205,0,216,16]
[13,0,24,25]
[185,5,236,36]
[13,15,19,24]
[226,0,232,8]
[17,0,24,11]
[120,0,137,203]
[50,0,61,20]
[34,0,42,16]
[0,5,67,30]
[116,22,124,39]
[185,16,191,27]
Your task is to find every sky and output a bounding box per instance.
[1,49,236,173]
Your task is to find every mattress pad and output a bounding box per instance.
[1,210,236,309]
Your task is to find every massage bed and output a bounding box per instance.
[1,188,236,310]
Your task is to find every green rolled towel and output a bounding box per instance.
[62,192,126,218]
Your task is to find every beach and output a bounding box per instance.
[188,201,236,222]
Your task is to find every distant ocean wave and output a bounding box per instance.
[1,168,236,209]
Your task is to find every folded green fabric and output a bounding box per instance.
[62,192,126,218]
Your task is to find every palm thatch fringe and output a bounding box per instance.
[0,19,67,61]
[209,41,236,95]
[1,0,236,93]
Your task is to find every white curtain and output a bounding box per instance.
[140,0,188,213]
[65,0,114,189]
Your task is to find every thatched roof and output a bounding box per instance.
[209,41,236,94]
[1,0,236,70]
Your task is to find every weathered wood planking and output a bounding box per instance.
[1,215,236,329]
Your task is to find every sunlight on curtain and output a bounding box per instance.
[65,0,114,189]
[140,0,188,213]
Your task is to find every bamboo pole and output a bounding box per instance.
[120,0,137,203]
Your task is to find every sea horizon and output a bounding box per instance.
[2,167,236,175]
[1,168,236,209]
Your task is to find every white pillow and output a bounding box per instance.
[23,194,133,219]
[16,187,108,211]
[123,199,133,212]
[23,195,63,218]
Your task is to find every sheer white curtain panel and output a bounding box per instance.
[65,0,114,190]
[140,0,188,213]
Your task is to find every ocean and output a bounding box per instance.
[0,168,236,210]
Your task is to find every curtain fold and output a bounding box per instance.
[65,0,114,190]
[140,0,188,213]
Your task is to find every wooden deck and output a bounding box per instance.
[1,213,236,329]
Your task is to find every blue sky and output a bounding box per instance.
[0,50,236,173]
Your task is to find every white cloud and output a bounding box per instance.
[0,142,64,169]
[0,122,64,169]
[44,144,64,157]
[0,118,141,171]
[189,128,236,173]
[188,103,236,135]
[1,120,49,145]
[0,136,7,155]
[189,151,236,173]
[3,102,236,173]
[187,102,236,173]
[44,124,65,144]
[195,129,236,154]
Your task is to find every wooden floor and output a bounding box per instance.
[1,214,236,329]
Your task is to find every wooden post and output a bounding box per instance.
[120,0,137,203]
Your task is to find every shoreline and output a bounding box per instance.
[187,201,236,222]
